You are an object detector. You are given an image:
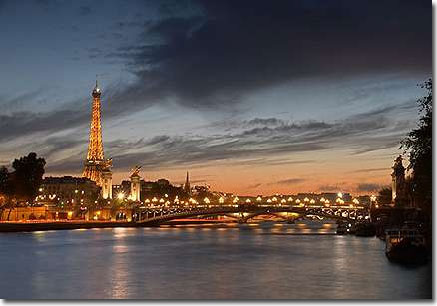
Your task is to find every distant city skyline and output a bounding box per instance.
[0,0,430,195]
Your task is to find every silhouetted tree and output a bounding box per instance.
[0,166,9,196]
[12,152,46,205]
[401,78,432,213]
[377,186,392,205]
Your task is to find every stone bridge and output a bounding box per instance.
[134,205,368,226]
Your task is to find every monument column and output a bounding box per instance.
[130,166,141,202]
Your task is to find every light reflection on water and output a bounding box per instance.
[0,223,431,299]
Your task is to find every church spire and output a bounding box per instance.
[184,171,191,194]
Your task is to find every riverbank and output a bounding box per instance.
[0,221,135,232]
[0,219,236,232]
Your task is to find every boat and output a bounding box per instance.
[336,221,349,235]
[354,222,376,237]
[385,226,428,265]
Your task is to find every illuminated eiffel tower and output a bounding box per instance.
[82,80,112,199]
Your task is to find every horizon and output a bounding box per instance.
[0,0,430,196]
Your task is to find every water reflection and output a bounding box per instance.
[0,223,431,299]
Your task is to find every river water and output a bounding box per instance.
[0,222,431,299]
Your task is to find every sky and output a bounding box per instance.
[0,0,431,195]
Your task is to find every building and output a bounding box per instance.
[38,176,100,206]
[82,80,113,198]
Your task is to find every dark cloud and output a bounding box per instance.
[0,107,88,142]
[78,5,92,16]
[247,183,262,189]
[276,178,306,185]
[318,184,343,192]
[356,183,381,192]
[103,0,430,111]
[244,118,283,126]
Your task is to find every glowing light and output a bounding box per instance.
[204,197,210,204]
[117,192,125,200]
[256,196,262,202]
[246,199,251,203]
[337,192,343,198]
[219,197,225,204]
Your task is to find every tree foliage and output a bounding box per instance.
[401,78,432,211]
[11,152,46,203]
[377,186,392,205]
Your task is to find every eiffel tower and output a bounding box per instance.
[82,80,112,199]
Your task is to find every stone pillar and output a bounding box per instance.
[102,169,113,199]
[130,173,141,202]
[391,155,405,207]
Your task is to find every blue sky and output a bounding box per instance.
[0,0,431,195]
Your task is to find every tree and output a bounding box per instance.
[12,152,46,205]
[401,78,432,213]
[0,166,9,196]
[0,166,10,218]
[377,186,392,205]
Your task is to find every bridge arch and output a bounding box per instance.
[135,206,366,226]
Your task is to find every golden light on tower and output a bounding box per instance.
[82,79,112,198]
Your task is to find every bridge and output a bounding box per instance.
[133,204,369,226]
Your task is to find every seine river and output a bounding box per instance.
[0,222,431,299]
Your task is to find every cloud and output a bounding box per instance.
[244,118,284,127]
[101,0,430,112]
[0,107,88,142]
[318,184,343,192]
[42,102,417,173]
[275,178,306,185]
[247,183,262,189]
[356,183,381,192]
[78,5,92,16]
[351,167,389,174]
[0,1,429,149]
